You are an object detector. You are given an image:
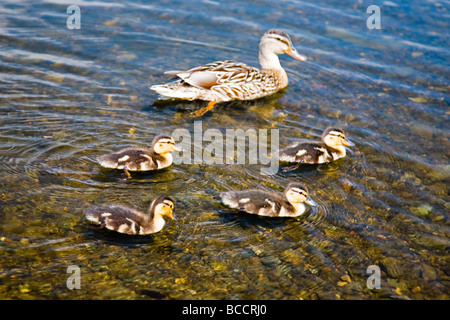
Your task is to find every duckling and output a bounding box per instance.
[97,134,181,178]
[84,195,175,235]
[220,182,317,217]
[277,128,354,171]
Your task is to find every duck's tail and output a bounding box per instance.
[150,82,202,101]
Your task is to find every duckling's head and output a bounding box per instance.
[150,195,175,220]
[259,29,308,64]
[284,182,317,207]
[322,128,354,149]
[152,135,182,155]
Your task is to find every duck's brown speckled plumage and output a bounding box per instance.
[150,29,307,108]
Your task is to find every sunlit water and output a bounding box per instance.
[0,0,448,299]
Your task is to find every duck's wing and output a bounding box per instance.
[166,60,262,90]
[154,60,279,102]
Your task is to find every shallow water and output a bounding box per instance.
[0,0,449,299]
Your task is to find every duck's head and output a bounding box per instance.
[322,128,354,149]
[150,195,175,220]
[259,29,308,63]
[284,182,317,207]
[152,135,182,155]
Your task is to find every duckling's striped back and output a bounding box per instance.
[97,147,158,171]
[220,190,288,217]
[84,205,149,235]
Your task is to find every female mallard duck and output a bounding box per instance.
[84,195,175,235]
[150,29,308,116]
[220,182,317,217]
[97,134,181,178]
[278,128,355,171]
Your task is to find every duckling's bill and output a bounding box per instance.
[305,196,318,207]
[167,210,175,220]
[173,144,184,152]
[342,138,355,147]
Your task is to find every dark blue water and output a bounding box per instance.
[0,0,448,299]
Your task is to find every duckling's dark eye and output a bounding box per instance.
[330,134,342,139]
[163,201,173,209]
[292,188,307,197]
